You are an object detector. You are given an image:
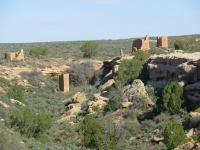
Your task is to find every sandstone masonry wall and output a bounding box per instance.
[157,36,168,49]
[5,49,24,61]
[59,74,69,92]
[132,35,150,51]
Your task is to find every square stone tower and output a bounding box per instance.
[59,74,69,92]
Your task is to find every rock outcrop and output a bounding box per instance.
[71,92,87,103]
[122,79,154,110]
[174,142,194,150]
[148,52,200,86]
[58,92,87,122]
[184,82,200,102]
[88,93,109,114]
[101,79,115,91]
[189,112,200,127]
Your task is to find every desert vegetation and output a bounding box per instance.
[0,34,200,150]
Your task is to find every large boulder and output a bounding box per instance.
[71,92,87,103]
[101,79,115,91]
[189,112,200,127]
[174,142,194,150]
[88,93,108,114]
[58,103,81,122]
[122,79,154,108]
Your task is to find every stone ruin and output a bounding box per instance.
[132,35,150,51]
[59,73,69,92]
[120,49,124,57]
[5,49,24,61]
[157,36,168,49]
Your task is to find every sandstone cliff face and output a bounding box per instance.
[148,52,200,84]
[184,82,200,102]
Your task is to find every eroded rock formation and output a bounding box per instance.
[122,79,154,110]
[148,52,200,84]
[184,82,200,103]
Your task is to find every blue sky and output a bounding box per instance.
[0,0,200,43]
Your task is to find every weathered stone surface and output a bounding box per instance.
[0,101,9,108]
[193,142,200,150]
[120,49,124,57]
[101,79,115,91]
[189,112,200,127]
[92,93,109,102]
[121,102,133,108]
[186,128,194,138]
[174,142,194,150]
[87,93,109,114]
[10,98,25,107]
[100,71,113,85]
[112,59,121,75]
[152,136,164,142]
[132,35,150,51]
[92,93,101,101]
[179,80,188,87]
[71,92,87,103]
[148,52,200,84]
[40,65,69,77]
[58,102,82,122]
[123,79,154,106]
[157,36,168,49]
[184,82,200,102]
[88,100,107,114]
[5,49,24,61]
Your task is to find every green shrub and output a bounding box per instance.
[20,71,48,87]
[123,108,138,119]
[162,122,186,150]
[29,47,49,57]
[10,107,53,139]
[80,41,99,58]
[79,114,104,149]
[133,50,150,62]
[92,105,99,112]
[149,47,168,55]
[7,83,24,102]
[0,129,27,150]
[194,107,200,112]
[161,81,184,114]
[0,77,10,86]
[68,61,98,88]
[104,86,123,111]
[101,117,124,150]
[0,82,7,91]
[116,59,143,86]
[174,39,187,50]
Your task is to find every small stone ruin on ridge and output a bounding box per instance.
[132,35,168,52]
[5,49,24,61]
